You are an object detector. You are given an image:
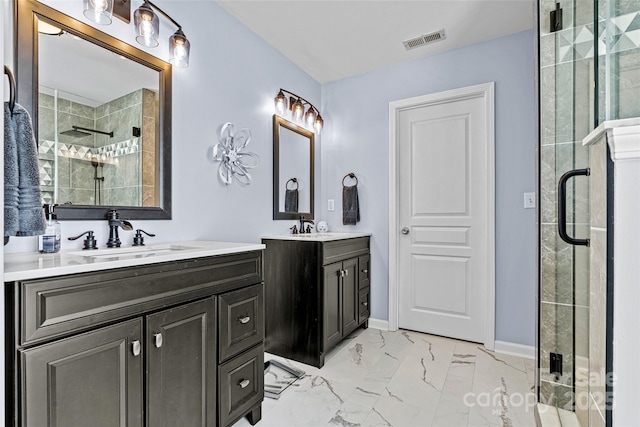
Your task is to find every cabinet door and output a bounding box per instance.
[323,262,343,351]
[20,319,143,427]
[342,258,359,337]
[147,298,216,427]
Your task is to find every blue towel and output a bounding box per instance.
[4,102,46,237]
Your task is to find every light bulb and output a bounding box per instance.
[305,108,317,128]
[274,91,287,115]
[83,0,113,25]
[93,0,108,13]
[140,19,155,38]
[173,42,187,60]
[291,99,304,122]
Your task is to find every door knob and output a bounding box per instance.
[401,227,410,235]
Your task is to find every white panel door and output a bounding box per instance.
[397,90,491,343]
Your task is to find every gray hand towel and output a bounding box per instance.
[4,102,46,237]
[342,184,360,225]
[285,188,298,212]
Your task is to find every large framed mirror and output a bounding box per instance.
[15,0,171,220]
[273,115,314,220]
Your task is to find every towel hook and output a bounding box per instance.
[286,177,299,190]
[342,173,358,186]
[4,65,16,114]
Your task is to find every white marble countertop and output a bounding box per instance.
[3,240,265,282]
[261,232,371,242]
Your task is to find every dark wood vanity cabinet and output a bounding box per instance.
[5,251,265,427]
[263,236,370,368]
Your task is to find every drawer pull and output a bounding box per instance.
[239,379,251,389]
[132,340,141,356]
[154,333,163,348]
[239,316,251,324]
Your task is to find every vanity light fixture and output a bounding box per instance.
[82,0,191,68]
[134,0,191,67]
[134,1,159,47]
[274,89,324,134]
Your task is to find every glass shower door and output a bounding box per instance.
[538,0,594,424]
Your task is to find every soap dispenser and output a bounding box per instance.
[38,204,61,253]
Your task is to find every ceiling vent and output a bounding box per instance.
[402,29,446,51]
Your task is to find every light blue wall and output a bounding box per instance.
[319,30,537,346]
[4,0,321,252]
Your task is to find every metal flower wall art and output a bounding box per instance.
[212,122,260,186]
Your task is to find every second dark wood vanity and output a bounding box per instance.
[262,234,370,368]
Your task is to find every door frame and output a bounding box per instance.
[388,82,496,350]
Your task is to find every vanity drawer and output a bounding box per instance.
[322,237,369,265]
[358,254,370,289]
[218,345,264,427]
[218,284,264,362]
[15,252,263,347]
[358,287,370,324]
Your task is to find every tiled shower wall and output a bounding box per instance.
[539,0,640,423]
[597,1,640,121]
[95,89,143,206]
[38,88,157,207]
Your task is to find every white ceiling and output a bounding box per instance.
[216,0,536,84]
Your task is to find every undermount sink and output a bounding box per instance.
[68,244,200,259]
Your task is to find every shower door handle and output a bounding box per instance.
[557,168,590,247]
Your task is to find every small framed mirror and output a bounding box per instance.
[273,115,314,220]
[15,0,172,220]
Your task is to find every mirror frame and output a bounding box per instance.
[272,115,314,220]
[15,0,172,220]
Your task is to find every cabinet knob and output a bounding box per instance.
[239,379,251,389]
[239,316,251,324]
[345,269,349,276]
[154,333,163,348]
[362,302,368,306]
[361,269,368,274]
[401,227,410,235]
[132,340,141,356]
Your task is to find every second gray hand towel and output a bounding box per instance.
[342,184,360,225]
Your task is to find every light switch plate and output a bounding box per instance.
[328,199,335,211]
[524,192,536,209]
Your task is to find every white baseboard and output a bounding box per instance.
[366,322,534,360]
[367,318,389,331]
[494,340,535,359]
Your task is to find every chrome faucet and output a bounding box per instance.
[106,209,133,248]
[299,216,314,234]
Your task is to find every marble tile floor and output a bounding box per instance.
[233,327,537,427]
